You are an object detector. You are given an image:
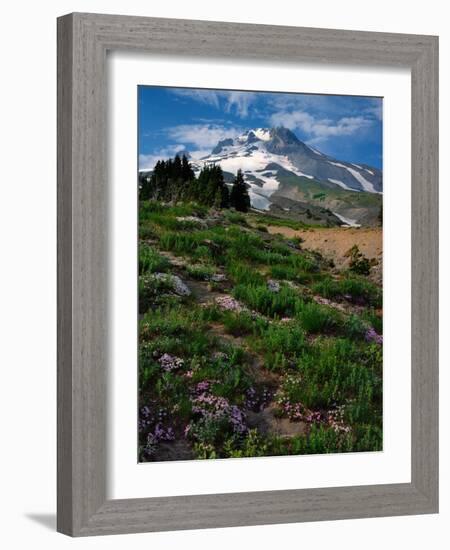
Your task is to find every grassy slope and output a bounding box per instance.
[272,175,382,225]
[138,201,383,461]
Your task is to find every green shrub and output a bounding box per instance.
[138,273,178,313]
[266,426,353,456]
[268,240,292,257]
[352,424,382,452]
[361,309,383,334]
[221,310,267,337]
[269,264,322,284]
[223,430,268,458]
[346,245,372,276]
[140,305,214,357]
[225,211,249,226]
[297,302,339,333]
[343,314,369,340]
[312,276,382,307]
[226,261,265,286]
[193,442,217,459]
[159,231,202,255]
[288,253,319,273]
[252,322,306,370]
[233,284,304,318]
[139,244,170,274]
[294,337,382,416]
[186,263,215,280]
[250,214,308,230]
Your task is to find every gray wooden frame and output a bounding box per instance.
[57,12,439,537]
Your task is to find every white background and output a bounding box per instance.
[109,54,411,498]
[0,1,447,549]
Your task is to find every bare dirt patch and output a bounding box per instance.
[246,403,307,437]
[267,225,383,283]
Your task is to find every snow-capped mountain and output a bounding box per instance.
[191,127,382,211]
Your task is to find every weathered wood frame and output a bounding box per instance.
[57,12,439,536]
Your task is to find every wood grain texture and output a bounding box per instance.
[57,12,439,537]
[410,36,439,506]
[57,13,74,535]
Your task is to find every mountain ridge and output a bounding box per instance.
[190,127,382,212]
[140,127,382,226]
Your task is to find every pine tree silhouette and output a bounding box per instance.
[139,155,240,211]
[230,169,251,212]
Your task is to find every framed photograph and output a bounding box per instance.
[57,13,438,536]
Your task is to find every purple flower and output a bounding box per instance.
[187,386,247,438]
[215,295,244,312]
[365,327,383,345]
[158,353,184,372]
[195,381,210,393]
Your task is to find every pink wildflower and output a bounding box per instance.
[215,295,244,312]
[158,353,184,372]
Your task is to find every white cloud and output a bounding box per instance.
[269,110,373,139]
[139,144,186,170]
[170,88,257,118]
[364,101,383,121]
[223,91,257,118]
[167,123,244,149]
[140,123,246,169]
[170,88,221,108]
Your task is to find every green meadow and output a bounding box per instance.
[138,201,382,461]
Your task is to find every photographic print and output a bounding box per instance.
[138,86,383,462]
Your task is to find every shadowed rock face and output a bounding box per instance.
[266,126,308,152]
[211,138,234,155]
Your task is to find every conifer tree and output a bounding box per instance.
[139,155,234,209]
[173,155,182,180]
[181,154,195,181]
[230,169,251,212]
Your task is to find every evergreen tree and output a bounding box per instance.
[220,182,230,209]
[139,155,234,209]
[230,169,251,212]
[181,154,195,181]
[172,155,182,180]
[196,164,230,208]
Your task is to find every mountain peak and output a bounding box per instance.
[199,125,381,197]
[269,126,302,146]
[221,127,303,149]
[236,128,272,144]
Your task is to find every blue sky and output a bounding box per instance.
[138,86,382,170]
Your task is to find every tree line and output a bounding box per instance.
[139,154,251,212]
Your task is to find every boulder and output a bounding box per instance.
[153,273,191,296]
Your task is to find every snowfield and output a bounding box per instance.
[247,190,272,210]
[327,177,356,191]
[328,161,379,193]
[332,211,361,228]
[194,130,316,209]
[184,128,382,210]
[253,128,272,141]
